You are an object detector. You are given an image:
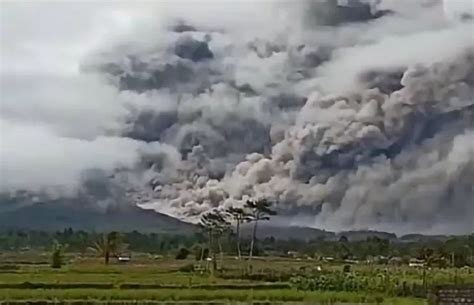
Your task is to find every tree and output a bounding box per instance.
[418,246,435,292]
[226,206,252,260]
[200,210,230,273]
[245,199,276,271]
[51,240,67,269]
[175,247,191,260]
[337,235,352,260]
[419,247,435,265]
[89,232,124,265]
[339,235,349,243]
[193,244,209,261]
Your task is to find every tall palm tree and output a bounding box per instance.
[89,232,123,265]
[226,206,251,260]
[200,212,216,272]
[215,214,231,267]
[200,210,230,273]
[245,199,276,271]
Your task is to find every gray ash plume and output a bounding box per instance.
[1,0,473,234]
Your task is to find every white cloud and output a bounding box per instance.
[315,22,474,93]
[0,119,144,194]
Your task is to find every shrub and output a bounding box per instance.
[0,264,20,272]
[175,248,191,260]
[343,264,351,273]
[178,263,196,273]
[0,282,114,289]
[193,245,209,261]
[51,240,67,269]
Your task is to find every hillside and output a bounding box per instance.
[241,223,335,241]
[0,202,197,234]
[0,201,460,242]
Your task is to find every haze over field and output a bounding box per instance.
[1,0,473,234]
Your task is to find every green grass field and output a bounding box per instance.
[0,253,472,304]
[0,289,427,304]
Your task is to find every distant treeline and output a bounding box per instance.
[0,229,473,266]
[0,229,204,254]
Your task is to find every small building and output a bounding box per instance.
[323,256,335,262]
[287,251,300,258]
[409,258,425,268]
[374,255,389,264]
[344,259,360,265]
[193,264,206,273]
[389,257,403,266]
[117,255,131,263]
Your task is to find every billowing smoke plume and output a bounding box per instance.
[1,0,473,234]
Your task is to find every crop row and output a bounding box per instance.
[0,282,290,290]
[0,288,427,305]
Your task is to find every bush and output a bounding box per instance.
[0,282,114,289]
[343,265,351,273]
[178,263,196,273]
[51,241,67,269]
[193,245,209,261]
[0,264,20,272]
[117,283,291,290]
[219,270,293,282]
[175,248,191,260]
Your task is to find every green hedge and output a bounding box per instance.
[119,283,291,290]
[0,282,290,290]
[0,265,20,272]
[0,282,114,289]
[0,299,302,305]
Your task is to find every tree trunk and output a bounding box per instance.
[105,250,110,265]
[422,266,427,294]
[218,238,224,270]
[248,218,258,272]
[236,220,241,260]
[212,241,217,275]
[207,231,212,272]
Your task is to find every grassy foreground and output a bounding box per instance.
[0,289,426,304]
[1,254,470,304]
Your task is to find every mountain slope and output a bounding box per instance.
[0,202,197,234]
[240,223,335,241]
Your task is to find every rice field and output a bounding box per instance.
[0,254,471,304]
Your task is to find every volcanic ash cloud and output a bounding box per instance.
[1,0,473,233]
